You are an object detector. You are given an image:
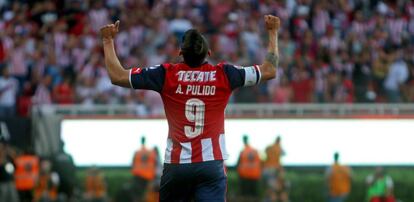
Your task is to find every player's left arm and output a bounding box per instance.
[222,15,280,90]
[258,15,280,81]
[100,21,130,88]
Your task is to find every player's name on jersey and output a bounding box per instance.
[175,84,216,96]
[177,70,217,82]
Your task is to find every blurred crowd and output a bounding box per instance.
[1,0,414,117]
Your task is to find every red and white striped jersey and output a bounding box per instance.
[129,62,261,164]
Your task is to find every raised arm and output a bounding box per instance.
[259,15,280,81]
[100,21,130,88]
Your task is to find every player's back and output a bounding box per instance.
[161,62,232,164]
[129,61,261,164]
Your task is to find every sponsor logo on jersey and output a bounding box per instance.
[177,71,217,82]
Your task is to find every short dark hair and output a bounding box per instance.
[242,135,249,145]
[334,152,339,162]
[141,136,146,145]
[181,29,209,67]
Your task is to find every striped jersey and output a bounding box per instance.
[129,62,261,164]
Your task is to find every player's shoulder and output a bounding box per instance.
[216,62,242,70]
[161,63,173,69]
[162,62,231,70]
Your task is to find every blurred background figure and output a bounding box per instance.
[366,167,396,202]
[144,146,162,202]
[274,169,290,202]
[0,67,18,117]
[15,148,40,202]
[83,166,107,202]
[131,136,156,202]
[237,135,262,202]
[34,159,59,202]
[52,140,76,201]
[383,48,409,102]
[263,136,285,201]
[0,137,19,202]
[325,152,351,202]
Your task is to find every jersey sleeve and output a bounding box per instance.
[222,64,261,90]
[129,64,165,92]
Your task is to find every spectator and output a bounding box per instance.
[52,76,74,105]
[290,63,314,103]
[403,61,414,102]
[32,75,53,106]
[0,138,19,202]
[325,152,352,202]
[51,141,76,201]
[366,167,396,202]
[270,75,292,103]
[352,52,372,102]
[14,148,40,202]
[0,67,18,117]
[237,135,262,201]
[384,49,409,102]
[34,159,59,202]
[16,83,34,117]
[327,71,354,103]
[372,49,390,101]
[84,166,107,202]
[131,137,157,202]
[8,36,28,88]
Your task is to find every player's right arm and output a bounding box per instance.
[259,15,280,81]
[100,21,165,91]
[100,21,130,88]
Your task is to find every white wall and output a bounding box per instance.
[61,119,414,166]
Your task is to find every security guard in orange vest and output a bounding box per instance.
[131,137,156,201]
[326,152,352,202]
[237,135,262,200]
[15,150,40,202]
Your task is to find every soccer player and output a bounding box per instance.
[100,15,280,202]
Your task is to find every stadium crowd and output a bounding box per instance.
[0,0,414,117]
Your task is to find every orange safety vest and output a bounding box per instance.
[85,172,106,198]
[328,164,351,196]
[237,146,262,180]
[34,173,58,201]
[132,148,156,180]
[14,155,39,190]
[264,143,282,169]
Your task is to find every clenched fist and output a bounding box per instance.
[100,20,120,39]
[264,15,280,31]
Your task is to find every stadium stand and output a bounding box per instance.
[1,1,414,202]
[0,0,414,118]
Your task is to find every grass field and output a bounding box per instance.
[76,166,414,202]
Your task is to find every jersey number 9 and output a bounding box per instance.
[184,98,205,138]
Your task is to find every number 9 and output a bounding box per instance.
[184,98,205,138]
